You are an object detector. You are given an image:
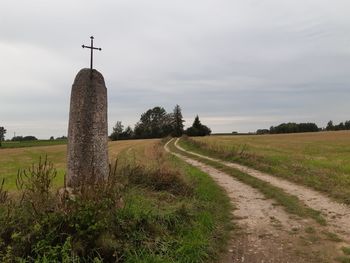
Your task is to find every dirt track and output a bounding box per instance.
[165,139,349,262]
[174,138,350,244]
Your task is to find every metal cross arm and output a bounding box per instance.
[82,36,102,72]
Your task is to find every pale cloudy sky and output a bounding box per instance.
[1,0,349,139]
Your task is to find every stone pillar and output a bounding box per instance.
[67,68,109,186]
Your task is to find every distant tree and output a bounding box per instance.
[56,136,67,140]
[12,135,38,141]
[345,121,350,130]
[50,136,54,140]
[0,126,6,147]
[336,122,345,131]
[110,121,124,141]
[172,104,184,137]
[134,106,172,138]
[22,136,37,141]
[186,115,211,136]
[269,122,318,134]
[326,120,334,131]
[12,136,23,141]
[120,126,133,140]
[256,129,269,135]
[324,120,350,131]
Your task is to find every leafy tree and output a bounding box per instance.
[172,104,184,137]
[186,115,211,136]
[330,120,350,131]
[269,122,318,134]
[23,136,38,141]
[345,121,350,130]
[336,122,345,131]
[326,120,334,131]
[110,121,124,141]
[12,136,23,141]
[120,126,133,139]
[11,136,37,141]
[0,126,6,147]
[256,129,269,135]
[134,106,172,138]
[56,136,67,140]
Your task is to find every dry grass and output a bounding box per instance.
[0,138,233,262]
[0,139,159,191]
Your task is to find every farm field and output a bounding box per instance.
[0,137,232,262]
[2,134,350,261]
[181,131,350,204]
[0,139,158,190]
[1,139,67,149]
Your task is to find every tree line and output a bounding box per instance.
[110,105,211,140]
[257,120,350,135]
[0,127,6,147]
[325,120,350,131]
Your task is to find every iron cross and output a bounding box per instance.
[82,36,102,74]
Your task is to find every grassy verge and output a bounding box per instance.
[172,138,326,225]
[166,152,234,261]
[0,140,233,262]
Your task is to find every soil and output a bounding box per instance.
[165,139,349,263]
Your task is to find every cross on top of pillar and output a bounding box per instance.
[82,36,102,74]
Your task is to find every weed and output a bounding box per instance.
[16,155,57,214]
[305,226,316,234]
[342,247,350,255]
[0,178,8,204]
[336,256,350,263]
[322,231,342,242]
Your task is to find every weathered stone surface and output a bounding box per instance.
[67,68,108,186]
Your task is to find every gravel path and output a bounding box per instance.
[165,139,345,262]
[174,138,350,243]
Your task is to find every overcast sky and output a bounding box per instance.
[1,0,349,139]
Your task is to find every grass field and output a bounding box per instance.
[180,131,350,204]
[0,138,233,262]
[0,139,158,190]
[1,139,67,149]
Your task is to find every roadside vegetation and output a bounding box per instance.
[0,139,233,262]
[180,131,350,205]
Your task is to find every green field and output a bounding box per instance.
[0,139,232,262]
[0,139,158,190]
[1,139,67,149]
[180,131,350,204]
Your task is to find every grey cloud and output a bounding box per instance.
[1,0,350,138]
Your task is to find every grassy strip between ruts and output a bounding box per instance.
[171,138,327,226]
